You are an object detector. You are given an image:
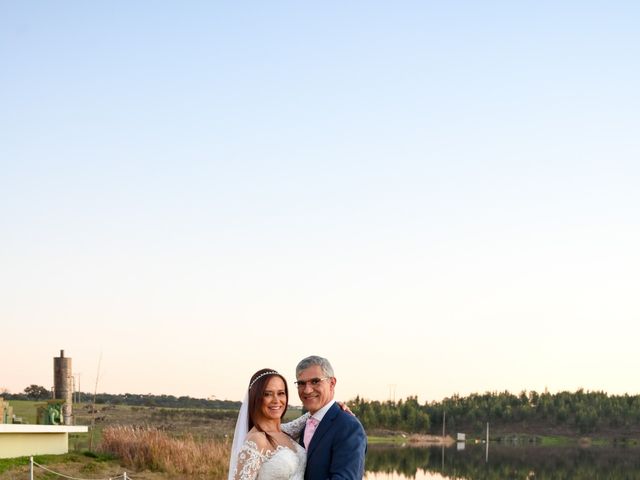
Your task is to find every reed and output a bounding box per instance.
[100,425,230,477]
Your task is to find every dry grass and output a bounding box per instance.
[101,425,231,477]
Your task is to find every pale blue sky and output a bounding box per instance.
[1,2,639,403]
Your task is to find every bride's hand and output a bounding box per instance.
[337,401,355,416]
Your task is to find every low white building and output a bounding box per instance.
[0,424,88,459]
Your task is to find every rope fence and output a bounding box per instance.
[29,457,133,480]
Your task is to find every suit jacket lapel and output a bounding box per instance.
[306,403,339,458]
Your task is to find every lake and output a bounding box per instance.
[364,443,640,479]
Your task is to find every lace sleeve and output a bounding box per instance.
[281,412,310,440]
[233,440,265,480]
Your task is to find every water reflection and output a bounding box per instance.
[365,443,640,480]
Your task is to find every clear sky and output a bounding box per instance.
[1,2,639,405]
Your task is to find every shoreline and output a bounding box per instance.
[366,430,640,447]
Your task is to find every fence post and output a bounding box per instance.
[30,456,34,480]
[124,472,128,480]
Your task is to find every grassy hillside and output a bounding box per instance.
[3,398,301,448]
[6,400,38,424]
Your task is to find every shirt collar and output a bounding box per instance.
[310,399,335,423]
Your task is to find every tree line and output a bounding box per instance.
[349,395,431,433]
[2,385,240,410]
[349,389,640,435]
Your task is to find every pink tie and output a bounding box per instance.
[304,416,319,449]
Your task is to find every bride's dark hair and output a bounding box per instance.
[248,368,289,447]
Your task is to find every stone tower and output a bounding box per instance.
[53,349,73,425]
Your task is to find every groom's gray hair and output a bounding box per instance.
[296,355,335,378]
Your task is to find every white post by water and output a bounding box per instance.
[441,411,446,470]
[485,422,489,462]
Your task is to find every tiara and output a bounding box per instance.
[249,371,280,390]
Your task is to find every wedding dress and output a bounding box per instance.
[232,413,308,480]
[233,439,306,480]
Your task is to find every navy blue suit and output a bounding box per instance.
[301,402,367,480]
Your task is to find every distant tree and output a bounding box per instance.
[24,384,51,400]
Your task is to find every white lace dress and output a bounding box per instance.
[233,414,308,480]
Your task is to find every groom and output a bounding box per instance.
[296,355,367,480]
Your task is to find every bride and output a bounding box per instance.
[228,369,308,480]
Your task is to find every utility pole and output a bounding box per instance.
[442,410,446,439]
